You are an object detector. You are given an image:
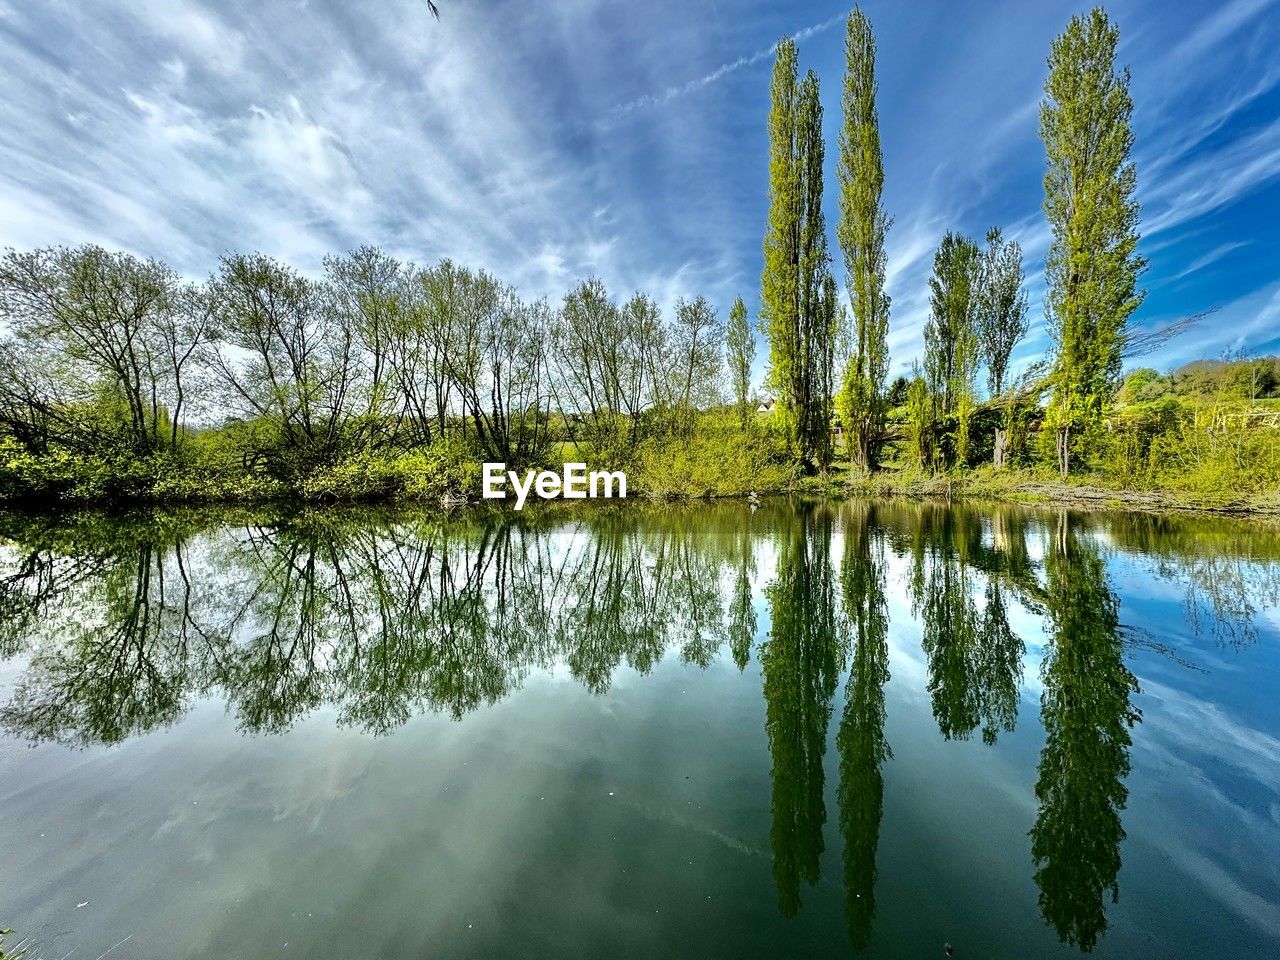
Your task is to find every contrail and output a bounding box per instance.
[608,11,846,119]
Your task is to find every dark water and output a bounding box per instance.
[0,499,1277,959]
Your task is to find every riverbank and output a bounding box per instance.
[2,466,1274,519]
[784,466,1280,516]
[3,426,1276,516]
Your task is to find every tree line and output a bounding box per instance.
[0,4,1268,505]
[0,245,728,485]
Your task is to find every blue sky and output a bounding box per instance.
[0,0,1277,388]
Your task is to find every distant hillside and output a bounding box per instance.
[1119,357,1280,406]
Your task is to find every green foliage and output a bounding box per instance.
[726,296,755,425]
[903,370,933,469]
[0,431,481,505]
[924,231,982,467]
[297,439,480,502]
[761,37,802,455]
[0,245,189,454]
[1123,414,1280,500]
[633,414,794,497]
[0,928,24,960]
[1041,7,1146,477]
[1117,367,1167,405]
[761,39,838,469]
[977,227,1029,398]
[1165,356,1280,401]
[836,7,892,471]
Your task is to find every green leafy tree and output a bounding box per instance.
[977,227,1029,466]
[923,232,981,467]
[207,252,362,478]
[836,7,892,471]
[549,278,627,448]
[726,297,755,427]
[798,71,838,470]
[1041,7,1146,477]
[761,42,835,469]
[671,294,723,432]
[904,366,933,469]
[0,245,181,453]
[761,37,803,457]
[884,374,909,409]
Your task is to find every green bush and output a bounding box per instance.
[296,437,480,503]
[632,422,794,497]
[0,432,482,506]
[1146,420,1280,500]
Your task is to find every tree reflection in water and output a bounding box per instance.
[1030,512,1141,952]
[1,500,1273,952]
[760,502,841,917]
[835,503,890,949]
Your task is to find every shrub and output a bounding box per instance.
[633,422,794,497]
[296,437,480,502]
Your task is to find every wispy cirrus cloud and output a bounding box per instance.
[0,0,1276,391]
[607,11,846,120]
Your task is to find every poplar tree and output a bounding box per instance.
[835,7,892,471]
[726,296,754,426]
[1041,7,1146,477]
[761,41,834,468]
[797,70,836,470]
[761,37,802,458]
[923,231,981,467]
[977,227,1029,467]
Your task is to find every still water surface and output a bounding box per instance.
[0,499,1277,959]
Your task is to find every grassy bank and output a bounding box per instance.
[789,466,1280,515]
[3,404,1276,515]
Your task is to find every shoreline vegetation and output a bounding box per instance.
[1,7,1277,516]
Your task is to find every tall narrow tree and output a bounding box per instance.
[923,231,981,467]
[836,7,892,471]
[797,70,837,470]
[726,296,755,426]
[1041,7,1146,477]
[761,43,834,469]
[977,227,1029,467]
[761,37,803,459]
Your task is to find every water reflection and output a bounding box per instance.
[1031,513,1141,952]
[761,502,841,917]
[835,503,891,949]
[0,500,1275,953]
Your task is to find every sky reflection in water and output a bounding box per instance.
[0,499,1277,959]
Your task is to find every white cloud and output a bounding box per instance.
[607,11,846,120]
[0,0,1276,379]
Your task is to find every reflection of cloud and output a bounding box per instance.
[1139,678,1280,803]
[1132,676,1280,938]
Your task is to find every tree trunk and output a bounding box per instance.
[1055,426,1071,478]
[852,424,877,473]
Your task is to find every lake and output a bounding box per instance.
[0,499,1277,959]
